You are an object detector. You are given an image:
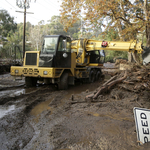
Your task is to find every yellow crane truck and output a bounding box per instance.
[10,35,143,90]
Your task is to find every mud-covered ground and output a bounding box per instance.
[0,65,150,150]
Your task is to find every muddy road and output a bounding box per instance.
[0,67,150,150]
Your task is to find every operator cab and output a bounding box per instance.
[90,50,105,64]
[39,35,71,68]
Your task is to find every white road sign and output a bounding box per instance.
[134,107,150,144]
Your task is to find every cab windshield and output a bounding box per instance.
[42,37,58,54]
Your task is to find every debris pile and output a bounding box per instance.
[86,63,150,101]
[115,58,127,65]
[0,59,11,73]
[0,59,22,74]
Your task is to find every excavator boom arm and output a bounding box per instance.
[72,39,143,54]
[85,40,143,53]
[71,39,143,66]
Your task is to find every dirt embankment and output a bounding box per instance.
[0,63,150,150]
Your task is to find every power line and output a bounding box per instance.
[1,0,20,20]
[36,1,51,10]
[27,15,41,21]
[1,0,61,25]
[36,1,58,12]
[50,0,61,8]
[43,0,58,10]
[5,0,18,10]
[3,1,37,19]
[0,1,13,10]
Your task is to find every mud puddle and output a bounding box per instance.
[30,97,54,123]
[30,97,54,116]
[0,89,24,98]
[0,86,44,99]
[29,82,100,122]
[0,105,16,118]
[53,82,101,109]
[0,73,10,79]
[67,82,100,98]
[0,73,23,82]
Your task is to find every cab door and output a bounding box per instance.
[54,36,71,68]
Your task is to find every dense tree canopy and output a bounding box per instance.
[0,10,17,38]
[60,0,150,46]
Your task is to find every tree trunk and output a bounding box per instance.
[146,25,150,47]
[143,0,150,47]
[128,52,141,63]
[128,52,133,62]
[116,19,133,62]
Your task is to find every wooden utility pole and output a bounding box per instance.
[16,0,34,59]
[23,0,26,59]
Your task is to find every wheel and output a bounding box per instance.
[32,78,37,86]
[58,72,68,90]
[89,70,95,83]
[96,71,101,81]
[25,77,37,87]
[25,77,32,87]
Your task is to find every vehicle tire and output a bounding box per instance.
[32,78,37,86]
[25,77,37,87]
[89,70,95,83]
[58,72,68,90]
[96,71,101,81]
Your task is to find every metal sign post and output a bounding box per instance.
[134,107,150,145]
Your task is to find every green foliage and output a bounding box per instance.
[47,16,67,35]
[28,16,82,51]
[104,29,120,41]
[105,50,128,62]
[1,20,32,59]
[72,33,79,39]
[0,9,17,38]
[46,16,81,38]
[97,29,126,62]
[60,0,150,46]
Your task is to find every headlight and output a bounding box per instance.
[15,70,19,73]
[43,71,47,75]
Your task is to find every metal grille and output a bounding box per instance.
[22,68,39,75]
[25,53,37,65]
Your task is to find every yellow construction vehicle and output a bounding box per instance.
[10,35,143,90]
